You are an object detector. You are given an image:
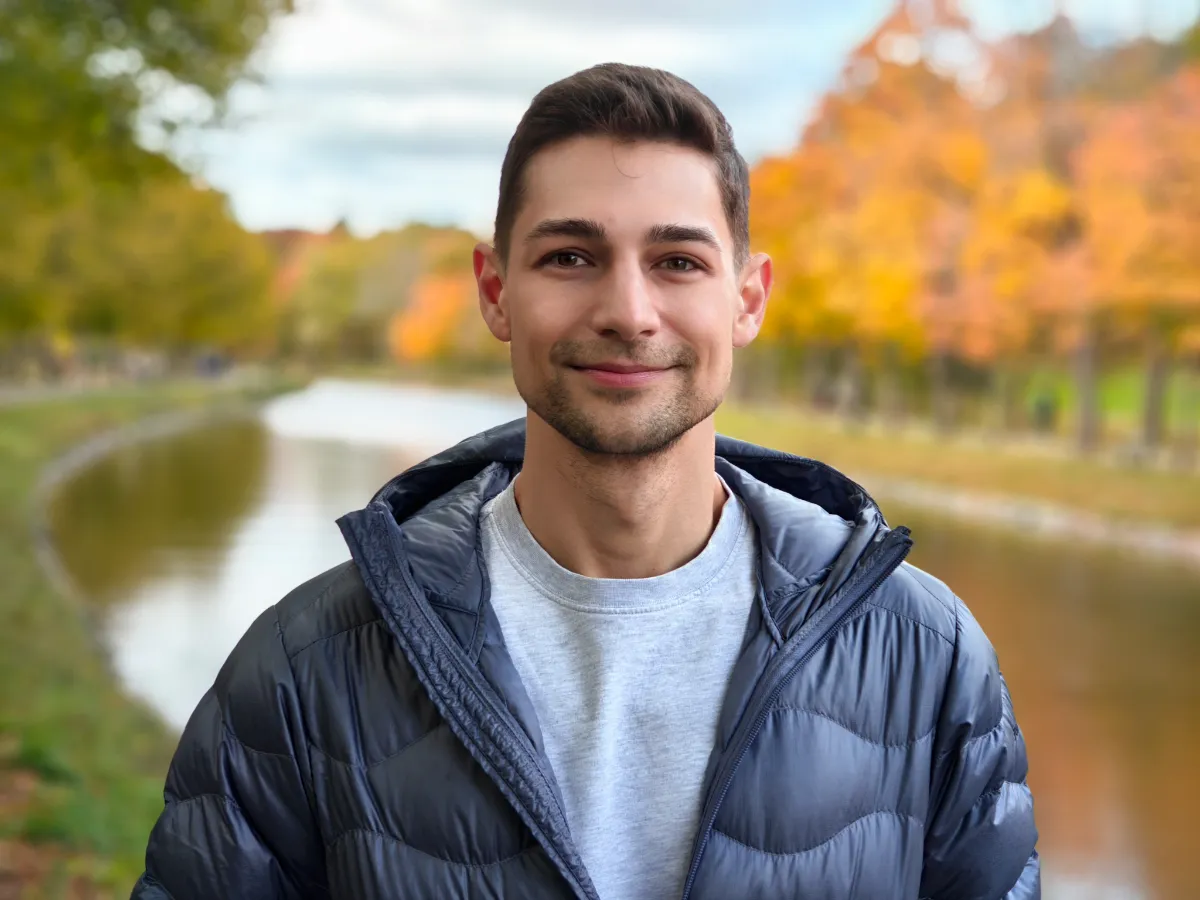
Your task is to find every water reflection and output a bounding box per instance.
[893,505,1200,900]
[47,380,1200,900]
[98,431,416,732]
[48,416,270,604]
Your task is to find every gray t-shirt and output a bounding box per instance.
[480,477,760,900]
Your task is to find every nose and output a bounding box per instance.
[588,256,660,341]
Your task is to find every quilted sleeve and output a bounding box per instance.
[130,606,328,899]
[920,596,1040,900]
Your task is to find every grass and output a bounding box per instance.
[714,403,1200,531]
[0,374,304,898]
[343,364,1200,530]
[1026,364,1198,438]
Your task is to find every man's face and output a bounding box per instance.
[475,137,770,457]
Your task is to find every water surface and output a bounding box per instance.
[48,379,1200,900]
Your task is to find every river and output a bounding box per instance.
[47,378,1200,899]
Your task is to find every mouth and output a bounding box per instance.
[569,362,673,389]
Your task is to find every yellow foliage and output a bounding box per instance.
[750,37,1200,370]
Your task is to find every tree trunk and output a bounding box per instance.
[731,353,754,402]
[929,351,955,434]
[1012,366,1034,433]
[734,346,780,404]
[804,344,836,411]
[1172,355,1200,471]
[879,343,906,426]
[990,365,1027,435]
[1141,321,1171,451]
[763,345,784,400]
[1075,316,1102,454]
[836,344,866,423]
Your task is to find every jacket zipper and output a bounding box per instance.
[678,526,912,900]
[364,511,598,900]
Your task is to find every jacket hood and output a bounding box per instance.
[349,417,899,645]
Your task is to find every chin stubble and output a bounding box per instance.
[522,340,721,458]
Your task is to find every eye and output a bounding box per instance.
[659,256,700,273]
[543,251,589,268]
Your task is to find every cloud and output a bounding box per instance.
[183,0,1199,236]
[186,0,886,233]
[964,0,1199,42]
[193,0,892,234]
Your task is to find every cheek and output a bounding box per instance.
[668,305,734,357]
[507,304,563,373]
[510,288,583,350]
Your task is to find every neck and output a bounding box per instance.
[513,413,726,579]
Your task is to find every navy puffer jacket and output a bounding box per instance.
[132,421,1039,899]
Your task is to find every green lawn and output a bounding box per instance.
[0,375,302,897]
[715,403,1200,531]
[1021,364,1198,438]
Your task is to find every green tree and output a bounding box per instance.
[1,0,292,186]
[0,0,292,360]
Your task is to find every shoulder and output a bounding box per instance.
[875,559,1008,743]
[185,561,389,765]
[274,559,380,658]
[210,561,378,728]
[870,558,1000,673]
[864,559,959,646]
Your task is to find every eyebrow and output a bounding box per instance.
[523,218,724,254]
[645,223,722,252]
[523,217,607,244]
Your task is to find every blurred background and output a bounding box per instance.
[2,0,1199,897]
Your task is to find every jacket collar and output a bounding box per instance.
[344,418,893,648]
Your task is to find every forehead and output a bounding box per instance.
[515,137,730,245]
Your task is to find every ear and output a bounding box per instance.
[732,253,772,349]
[474,243,511,343]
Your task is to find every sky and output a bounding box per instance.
[170,0,1200,239]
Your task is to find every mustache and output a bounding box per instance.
[550,340,697,369]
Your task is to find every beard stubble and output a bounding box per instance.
[518,338,723,458]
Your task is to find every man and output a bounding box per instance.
[133,64,1038,899]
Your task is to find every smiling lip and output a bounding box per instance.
[572,363,671,388]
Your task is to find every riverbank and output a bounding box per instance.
[715,405,1200,567]
[0,373,304,898]
[342,368,1200,558]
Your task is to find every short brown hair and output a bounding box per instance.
[493,63,750,266]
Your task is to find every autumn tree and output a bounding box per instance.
[386,228,507,371]
[958,166,1078,429]
[282,223,506,372]
[748,147,850,404]
[1,0,292,187]
[754,0,992,426]
[749,1,1200,455]
[284,233,377,364]
[388,273,476,364]
[0,0,293,369]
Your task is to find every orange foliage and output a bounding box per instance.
[750,7,1200,370]
[387,273,477,363]
[1076,65,1200,319]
